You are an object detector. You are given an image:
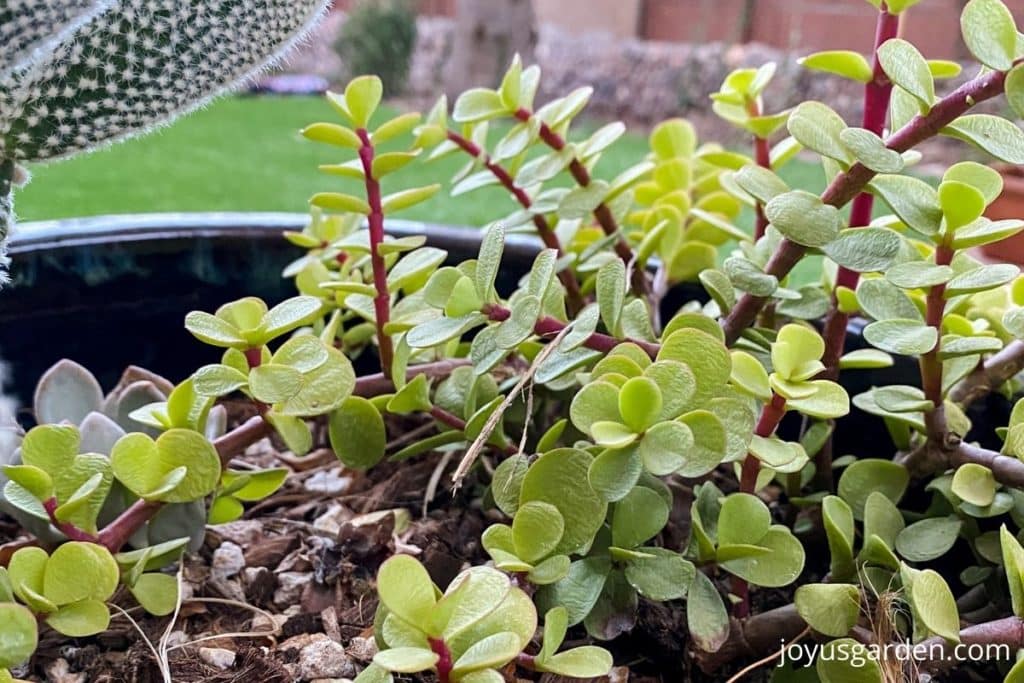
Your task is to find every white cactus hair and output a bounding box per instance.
[0,0,116,74]
[0,0,332,281]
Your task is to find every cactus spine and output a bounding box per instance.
[0,0,331,282]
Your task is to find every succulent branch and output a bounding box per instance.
[445,128,586,313]
[514,105,649,298]
[722,65,1013,345]
[950,339,1024,406]
[819,7,901,377]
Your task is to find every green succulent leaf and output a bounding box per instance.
[960,0,1018,71]
[719,526,805,588]
[863,319,937,355]
[111,429,220,504]
[686,569,729,653]
[623,547,694,601]
[129,573,180,616]
[0,603,37,669]
[951,463,997,507]
[799,51,873,83]
[823,227,902,273]
[943,115,1024,164]
[765,190,842,248]
[795,583,861,637]
[43,542,119,607]
[45,599,110,638]
[522,449,607,555]
[513,502,564,564]
[786,101,851,164]
[877,39,934,109]
[838,459,910,518]
[896,516,962,562]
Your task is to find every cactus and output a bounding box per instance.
[0,0,113,73]
[0,0,331,281]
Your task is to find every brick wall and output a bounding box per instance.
[641,0,1024,59]
[335,0,1024,60]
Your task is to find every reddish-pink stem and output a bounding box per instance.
[484,303,661,358]
[821,7,901,375]
[95,499,162,552]
[42,498,99,543]
[429,637,453,683]
[733,391,787,618]
[357,128,395,374]
[753,135,771,240]
[445,130,584,312]
[513,107,648,297]
[746,97,772,241]
[921,244,954,440]
[722,65,1012,346]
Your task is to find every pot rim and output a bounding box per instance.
[11,211,548,260]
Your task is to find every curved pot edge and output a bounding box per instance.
[11,212,550,260]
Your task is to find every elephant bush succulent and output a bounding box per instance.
[12,0,1024,681]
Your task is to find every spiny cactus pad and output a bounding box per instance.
[0,0,112,73]
[0,0,330,163]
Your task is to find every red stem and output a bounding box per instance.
[721,65,1013,346]
[811,7,900,491]
[821,7,901,374]
[42,498,99,543]
[430,405,469,431]
[484,303,661,358]
[739,392,788,494]
[733,391,787,618]
[513,107,649,297]
[753,136,771,241]
[445,130,584,313]
[95,499,162,552]
[357,128,395,374]
[429,637,453,683]
[921,244,954,440]
[746,97,772,241]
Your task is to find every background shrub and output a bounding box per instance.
[337,0,417,97]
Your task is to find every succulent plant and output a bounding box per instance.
[0,0,331,282]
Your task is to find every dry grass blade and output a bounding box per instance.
[450,323,571,489]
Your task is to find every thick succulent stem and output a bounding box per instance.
[95,499,162,552]
[357,128,395,374]
[745,99,772,241]
[733,391,787,617]
[698,608,1024,674]
[820,6,900,377]
[721,66,1013,346]
[445,130,585,313]
[920,244,954,447]
[513,107,649,298]
[429,637,454,683]
[42,498,99,543]
[949,339,1024,407]
[484,303,661,358]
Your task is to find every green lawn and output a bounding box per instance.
[15,95,828,282]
